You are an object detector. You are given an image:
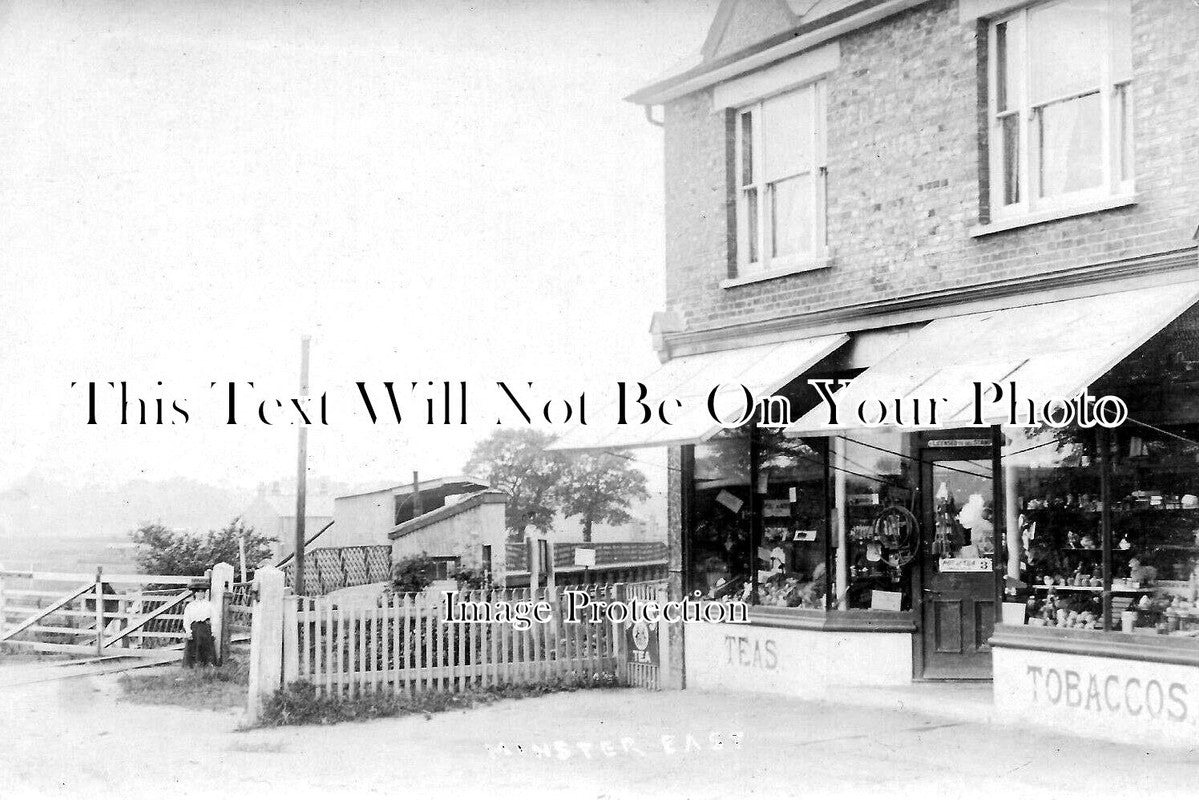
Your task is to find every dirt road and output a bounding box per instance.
[1,665,1196,799]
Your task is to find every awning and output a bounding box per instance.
[786,282,1199,435]
[548,333,848,451]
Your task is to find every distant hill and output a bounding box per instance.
[0,474,253,540]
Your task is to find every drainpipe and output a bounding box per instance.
[643,105,664,128]
[412,471,423,517]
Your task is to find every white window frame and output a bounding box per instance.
[733,81,828,281]
[986,0,1134,224]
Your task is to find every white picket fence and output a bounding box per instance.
[282,586,620,698]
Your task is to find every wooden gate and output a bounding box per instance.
[0,568,199,656]
[621,581,667,690]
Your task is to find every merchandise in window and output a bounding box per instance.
[841,432,916,611]
[689,432,752,601]
[987,0,1132,218]
[754,430,828,609]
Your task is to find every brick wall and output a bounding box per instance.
[662,0,1199,334]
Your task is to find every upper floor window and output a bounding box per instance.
[988,0,1133,219]
[734,81,827,278]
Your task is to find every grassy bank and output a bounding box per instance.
[118,655,248,711]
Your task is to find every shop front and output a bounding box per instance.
[554,278,1199,741]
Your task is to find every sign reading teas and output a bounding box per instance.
[994,646,1199,747]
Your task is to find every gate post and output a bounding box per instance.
[247,566,285,725]
[613,583,627,685]
[210,563,234,666]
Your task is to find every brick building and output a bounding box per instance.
[556,0,1199,745]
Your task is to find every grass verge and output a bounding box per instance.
[255,672,622,728]
[118,655,249,711]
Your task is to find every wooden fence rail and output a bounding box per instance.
[280,586,621,699]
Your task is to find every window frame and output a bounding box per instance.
[986,0,1134,223]
[733,80,829,279]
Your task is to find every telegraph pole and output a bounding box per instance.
[293,335,311,595]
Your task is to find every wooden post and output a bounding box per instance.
[247,566,285,725]
[613,583,626,685]
[94,567,104,656]
[293,335,311,597]
[0,563,7,639]
[210,562,235,666]
[282,596,299,686]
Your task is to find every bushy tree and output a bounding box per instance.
[464,429,568,538]
[389,554,436,594]
[130,518,275,576]
[558,453,650,542]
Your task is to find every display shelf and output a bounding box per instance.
[1031,585,1145,593]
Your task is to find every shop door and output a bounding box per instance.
[917,448,997,680]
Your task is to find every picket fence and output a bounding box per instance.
[282,586,622,698]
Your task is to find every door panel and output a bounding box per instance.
[918,450,997,680]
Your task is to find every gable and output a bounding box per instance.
[703,0,801,62]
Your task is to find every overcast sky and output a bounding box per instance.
[0,0,716,492]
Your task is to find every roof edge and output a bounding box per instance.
[626,0,929,106]
[387,490,508,540]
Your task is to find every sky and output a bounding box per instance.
[0,0,718,494]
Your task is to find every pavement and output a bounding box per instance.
[0,664,1196,800]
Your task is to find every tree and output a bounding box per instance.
[464,429,568,539]
[130,518,276,576]
[557,452,650,543]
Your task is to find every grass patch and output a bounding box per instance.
[0,644,74,665]
[118,655,249,711]
[256,672,622,728]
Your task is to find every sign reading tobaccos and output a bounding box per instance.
[994,647,1199,746]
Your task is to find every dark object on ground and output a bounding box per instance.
[183,621,216,668]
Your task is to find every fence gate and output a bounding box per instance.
[0,569,200,656]
[620,581,668,690]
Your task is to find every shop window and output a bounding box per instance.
[1006,424,1199,633]
[986,0,1133,220]
[734,81,827,279]
[755,429,829,609]
[840,432,916,611]
[689,432,752,600]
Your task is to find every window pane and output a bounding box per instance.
[843,431,915,611]
[762,87,813,182]
[691,434,752,601]
[1001,114,1021,205]
[745,187,759,265]
[740,111,754,186]
[769,174,812,258]
[1039,93,1103,197]
[1029,0,1105,102]
[757,430,828,610]
[995,21,1011,112]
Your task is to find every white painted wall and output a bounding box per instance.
[328,490,395,548]
[993,646,1199,748]
[685,621,913,697]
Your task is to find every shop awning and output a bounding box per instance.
[548,333,848,451]
[785,282,1199,435]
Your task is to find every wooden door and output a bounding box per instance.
[918,448,997,680]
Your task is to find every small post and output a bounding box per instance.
[613,583,627,685]
[238,535,248,584]
[656,582,674,690]
[282,596,299,686]
[247,566,285,725]
[0,562,7,638]
[210,563,235,666]
[94,567,104,656]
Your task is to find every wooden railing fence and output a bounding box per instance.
[282,585,619,699]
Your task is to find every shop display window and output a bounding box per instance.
[841,432,916,611]
[755,429,828,609]
[1006,424,1199,634]
[689,432,752,601]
